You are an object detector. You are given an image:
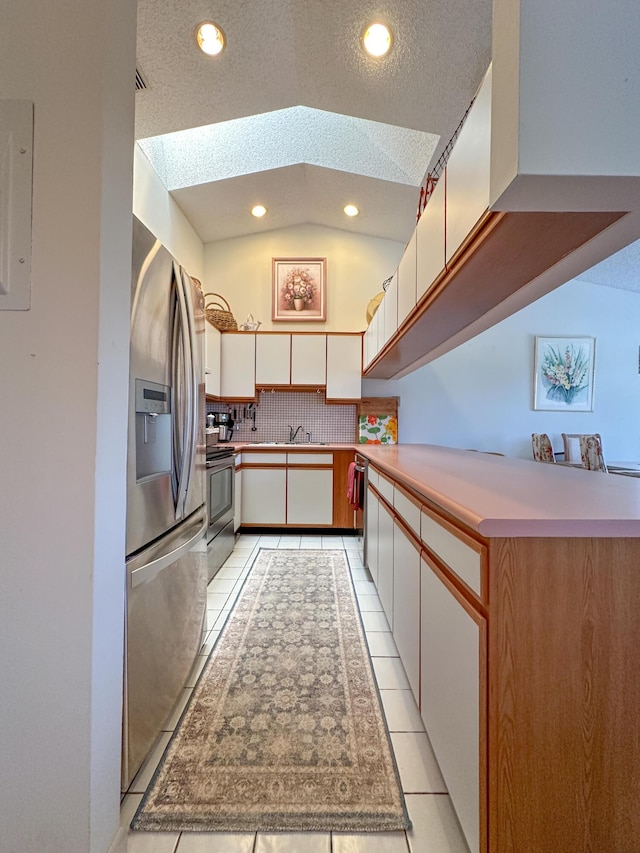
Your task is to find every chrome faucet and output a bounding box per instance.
[288,424,303,443]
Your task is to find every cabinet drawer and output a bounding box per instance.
[287,453,333,465]
[376,472,394,505]
[368,466,380,490]
[420,507,486,600]
[393,484,421,539]
[242,452,287,465]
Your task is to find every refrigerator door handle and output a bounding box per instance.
[128,514,207,588]
[180,267,199,506]
[172,261,193,519]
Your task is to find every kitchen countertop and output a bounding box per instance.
[358,444,640,538]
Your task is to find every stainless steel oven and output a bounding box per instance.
[206,448,235,581]
[354,453,368,565]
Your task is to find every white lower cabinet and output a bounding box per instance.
[233,468,242,532]
[365,486,379,586]
[241,468,286,524]
[421,556,483,853]
[392,521,421,703]
[287,468,333,525]
[377,501,394,628]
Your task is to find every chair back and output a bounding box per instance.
[579,434,608,472]
[532,433,555,463]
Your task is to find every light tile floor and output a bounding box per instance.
[121,533,469,853]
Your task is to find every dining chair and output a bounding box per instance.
[531,433,556,463]
[579,434,608,472]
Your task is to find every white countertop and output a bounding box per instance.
[359,444,640,537]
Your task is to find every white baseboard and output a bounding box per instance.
[106,826,127,853]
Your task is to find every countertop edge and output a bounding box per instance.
[357,444,640,538]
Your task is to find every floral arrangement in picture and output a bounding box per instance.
[358,414,398,444]
[272,257,327,322]
[281,267,317,310]
[533,336,595,412]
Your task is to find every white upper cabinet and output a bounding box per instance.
[416,175,446,301]
[445,65,492,264]
[376,295,387,355]
[383,273,398,346]
[291,334,326,385]
[204,322,221,397]
[365,308,381,368]
[363,320,373,369]
[220,332,256,399]
[397,230,417,327]
[326,334,362,400]
[255,333,291,385]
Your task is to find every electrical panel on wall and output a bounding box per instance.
[0,100,33,310]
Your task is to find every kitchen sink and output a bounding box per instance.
[248,441,330,446]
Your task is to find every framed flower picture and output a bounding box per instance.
[533,336,595,411]
[272,257,326,322]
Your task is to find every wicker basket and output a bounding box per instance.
[203,293,237,331]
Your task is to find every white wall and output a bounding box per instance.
[133,144,204,278]
[397,279,640,461]
[0,3,135,853]
[204,224,403,332]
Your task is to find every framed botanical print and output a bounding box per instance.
[533,336,595,411]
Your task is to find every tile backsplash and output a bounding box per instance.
[207,391,357,444]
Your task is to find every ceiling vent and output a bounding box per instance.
[135,66,149,92]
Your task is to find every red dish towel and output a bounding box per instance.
[346,462,359,509]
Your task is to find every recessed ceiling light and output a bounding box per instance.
[251,204,267,218]
[362,22,392,58]
[343,204,359,217]
[195,21,226,56]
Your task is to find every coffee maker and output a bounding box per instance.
[214,412,234,442]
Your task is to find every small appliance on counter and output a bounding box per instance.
[214,411,234,442]
[206,414,219,447]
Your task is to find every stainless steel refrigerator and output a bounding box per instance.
[122,216,208,790]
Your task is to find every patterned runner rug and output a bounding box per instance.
[132,549,410,833]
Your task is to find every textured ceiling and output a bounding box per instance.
[135,0,492,244]
[576,239,640,294]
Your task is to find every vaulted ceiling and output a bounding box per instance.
[134,1,640,292]
[134,0,492,244]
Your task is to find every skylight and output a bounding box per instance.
[138,106,438,191]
